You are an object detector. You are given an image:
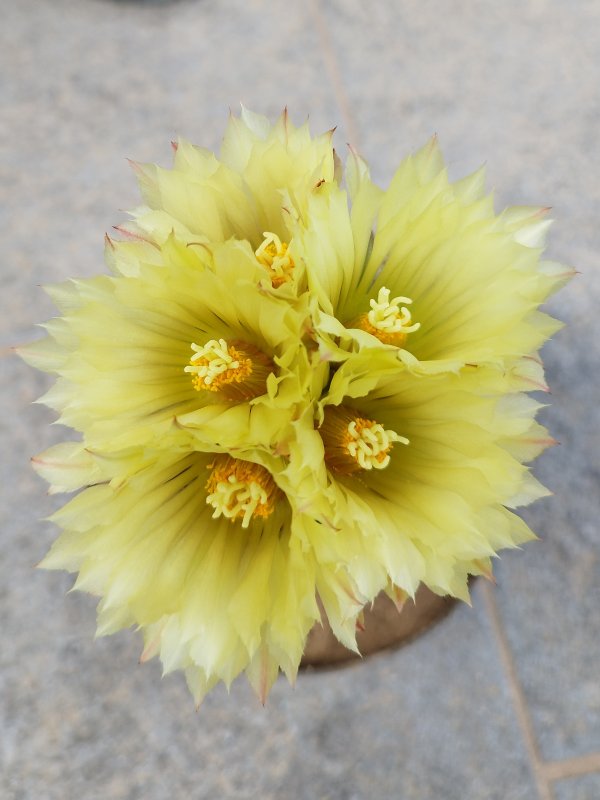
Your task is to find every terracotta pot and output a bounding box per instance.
[301,585,456,668]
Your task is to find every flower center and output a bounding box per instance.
[255,232,295,288]
[185,338,274,401]
[351,287,420,347]
[205,456,280,527]
[319,405,408,474]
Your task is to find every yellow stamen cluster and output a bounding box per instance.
[352,286,420,347]
[255,232,295,287]
[186,338,250,389]
[319,405,408,475]
[205,456,280,527]
[185,338,274,401]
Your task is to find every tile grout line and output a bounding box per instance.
[542,752,600,782]
[481,581,555,800]
[307,0,361,149]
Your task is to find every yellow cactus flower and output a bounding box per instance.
[20,234,321,455]
[293,141,573,376]
[125,106,338,256]
[31,443,370,705]
[22,110,569,704]
[280,365,553,609]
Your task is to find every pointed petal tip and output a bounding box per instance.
[474,562,497,585]
[522,375,550,392]
[112,224,158,248]
[126,157,142,173]
[523,353,543,365]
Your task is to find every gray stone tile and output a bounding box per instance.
[488,319,600,763]
[491,531,600,760]
[277,586,539,800]
[321,0,600,206]
[554,774,600,800]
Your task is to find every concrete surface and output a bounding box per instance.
[2,1,599,798]
[554,775,600,800]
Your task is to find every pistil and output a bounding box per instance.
[351,287,420,347]
[185,338,274,401]
[255,232,295,288]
